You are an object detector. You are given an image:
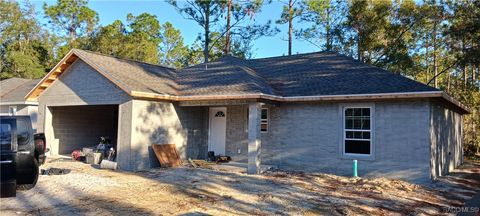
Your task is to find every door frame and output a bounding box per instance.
[208,107,227,155]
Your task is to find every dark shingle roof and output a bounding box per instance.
[25,49,468,113]
[1,78,40,103]
[246,52,438,97]
[35,49,441,99]
[178,56,278,96]
[73,49,178,95]
[72,50,438,97]
[176,51,438,97]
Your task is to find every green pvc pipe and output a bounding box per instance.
[353,160,358,177]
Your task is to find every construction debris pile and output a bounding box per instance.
[70,136,117,169]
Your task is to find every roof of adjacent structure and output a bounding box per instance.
[0,78,40,104]
[23,49,469,114]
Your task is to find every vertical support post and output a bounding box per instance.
[248,103,262,174]
[353,160,358,177]
[43,106,57,156]
[116,101,133,171]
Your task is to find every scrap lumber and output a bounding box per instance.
[152,144,182,168]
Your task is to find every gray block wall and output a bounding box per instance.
[176,106,209,160]
[225,105,249,162]
[50,105,118,154]
[37,59,131,133]
[430,102,463,179]
[37,60,131,108]
[37,59,131,159]
[260,100,433,183]
[128,100,208,170]
[32,57,464,179]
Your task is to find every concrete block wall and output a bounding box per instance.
[37,59,131,134]
[430,102,463,179]
[130,100,184,169]
[117,101,133,170]
[128,100,208,170]
[176,106,209,160]
[37,59,131,160]
[50,105,118,154]
[260,100,433,183]
[37,60,131,108]
[225,105,249,162]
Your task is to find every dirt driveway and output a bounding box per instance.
[1,158,479,215]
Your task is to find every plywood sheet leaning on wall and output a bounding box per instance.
[152,144,182,167]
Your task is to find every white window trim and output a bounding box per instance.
[339,103,375,160]
[260,108,269,133]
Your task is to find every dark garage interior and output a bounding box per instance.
[51,105,118,155]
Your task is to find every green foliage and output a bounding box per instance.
[168,0,225,63]
[159,22,189,68]
[89,20,127,57]
[122,13,161,64]
[43,0,99,41]
[294,0,479,153]
[344,0,393,63]
[0,1,53,79]
[276,0,302,25]
[276,0,302,55]
[296,0,347,51]
[221,0,278,58]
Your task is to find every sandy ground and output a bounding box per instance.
[1,158,479,216]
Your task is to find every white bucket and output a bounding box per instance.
[100,160,117,170]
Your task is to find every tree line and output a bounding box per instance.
[0,0,479,155]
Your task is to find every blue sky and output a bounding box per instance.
[28,0,320,59]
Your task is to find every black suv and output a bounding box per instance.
[1,116,47,197]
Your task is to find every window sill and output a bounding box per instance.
[340,153,375,161]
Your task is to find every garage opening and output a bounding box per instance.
[51,105,118,155]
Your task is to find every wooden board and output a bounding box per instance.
[152,144,182,168]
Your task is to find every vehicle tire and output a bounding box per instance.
[16,159,39,191]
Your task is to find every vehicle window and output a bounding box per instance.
[0,123,12,145]
[17,119,30,146]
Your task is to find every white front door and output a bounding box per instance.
[209,107,227,155]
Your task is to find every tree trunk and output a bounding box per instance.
[288,0,293,56]
[463,38,468,88]
[69,26,76,43]
[357,30,362,61]
[447,72,451,92]
[473,65,476,83]
[325,8,331,51]
[325,9,332,51]
[69,15,77,42]
[224,0,232,55]
[433,16,438,88]
[204,4,210,63]
[425,37,429,83]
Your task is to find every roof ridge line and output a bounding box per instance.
[231,59,283,96]
[246,50,333,61]
[72,49,177,71]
